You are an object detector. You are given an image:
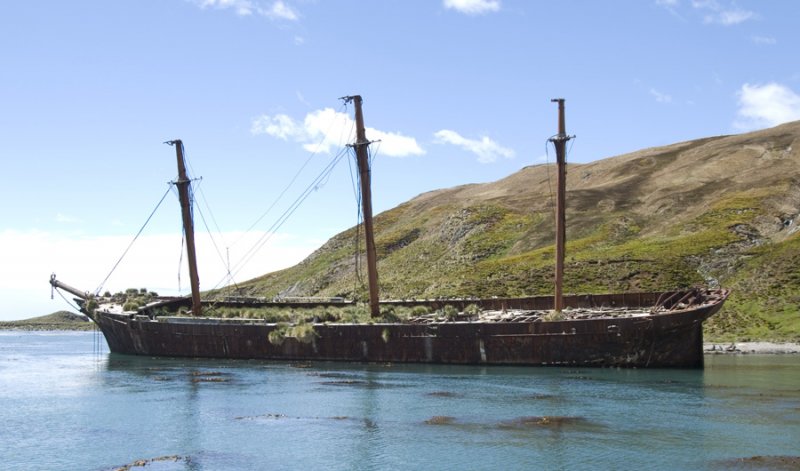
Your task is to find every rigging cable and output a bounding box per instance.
[214,144,351,289]
[94,185,173,295]
[229,103,351,250]
[179,146,237,290]
[53,286,82,312]
[217,105,355,289]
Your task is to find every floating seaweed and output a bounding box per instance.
[497,416,591,430]
[713,455,800,470]
[426,391,462,398]
[424,416,456,425]
[111,455,189,471]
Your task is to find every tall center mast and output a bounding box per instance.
[548,99,572,312]
[343,95,380,318]
[167,139,202,317]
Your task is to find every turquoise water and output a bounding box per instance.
[0,331,798,471]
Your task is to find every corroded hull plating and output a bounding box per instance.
[89,290,728,368]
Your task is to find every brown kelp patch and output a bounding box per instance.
[713,455,800,470]
[426,391,462,398]
[111,455,189,471]
[233,413,376,429]
[526,393,558,401]
[424,416,457,425]
[320,380,369,386]
[497,416,592,430]
[189,370,230,383]
[191,376,229,383]
[235,413,288,421]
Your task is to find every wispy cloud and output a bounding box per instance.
[751,35,776,45]
[434,129,515,163]
[191,0,298,20]
[443,0,501,15]
[734,83,800,131]
[655,0,683,18]
[649,88,673,103]
[691,0,754,25]
[657,0,755,25]
[251,108,425,157]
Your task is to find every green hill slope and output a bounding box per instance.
[0,311,94,331]
[223,121,800,341]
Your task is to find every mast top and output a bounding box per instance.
[548,98,573,143]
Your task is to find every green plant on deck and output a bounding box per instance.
[288,322,318,344]
[441,305,459,321]
[268,323,290,346]
[463,303,481,317]
[410,305,431,316]
[123,301,140,312]
[542,310,566,322]
[341,305,370,323]
[84,297,98,316]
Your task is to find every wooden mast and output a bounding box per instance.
[549,99,572,312]
[168,139,202,316]
[345,95,380,318]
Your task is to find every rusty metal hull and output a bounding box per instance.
[89,290,728,368]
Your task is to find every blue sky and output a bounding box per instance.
[2,0,799,320]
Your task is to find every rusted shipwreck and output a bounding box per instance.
[50,97,729,368]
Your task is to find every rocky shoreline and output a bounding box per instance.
[704,342,800,355]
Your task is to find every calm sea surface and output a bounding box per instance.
[0,331,798,471]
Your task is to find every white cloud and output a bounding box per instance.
[434,129,515,163]
[649,88,673,103]
[194,0,255,16]
[443,0,501,15]
[252,108,425,157]
[660,0,755,25]
[691,0,754,25]
[0,229,318,320]
[262,0,298,20]
[735,83,800,131]
[714,8,754,25]
[191,0,298,20]
[751,35,776,45]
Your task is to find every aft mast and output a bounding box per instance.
[167,139,202,316]
[549,99,572,312]
[343,95,380,318]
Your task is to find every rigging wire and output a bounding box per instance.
[54,287,82,312]
[177,226,184,292]
[176,146,236,290]
[229,103,351,250]
[94,186,173,295]
[192,182,236,286]
[214,144,351,289]
[213,104,356,291]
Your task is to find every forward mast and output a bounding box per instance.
[344,95,381,318]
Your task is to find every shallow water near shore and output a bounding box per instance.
[1,331,798,470]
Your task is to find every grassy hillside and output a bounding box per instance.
[218,121,800,341]
[0,311,95,331]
